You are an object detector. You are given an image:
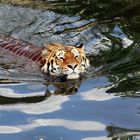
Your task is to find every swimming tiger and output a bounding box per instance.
[0,35,90,79]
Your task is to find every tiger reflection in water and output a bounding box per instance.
[45,79,81,96]
[0,79,81,105]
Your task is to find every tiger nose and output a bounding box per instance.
[67,64,78,70]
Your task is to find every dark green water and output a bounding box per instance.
[0,0,140,140]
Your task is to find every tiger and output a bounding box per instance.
[0,35,90,80]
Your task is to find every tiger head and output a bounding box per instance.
[41,43,90,79]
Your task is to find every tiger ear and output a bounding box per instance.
[76,43,84,49]
[42,43,58,56]
[42,46,49,56]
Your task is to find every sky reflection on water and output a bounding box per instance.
[0,77,140,140]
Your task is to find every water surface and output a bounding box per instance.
[0,0,140,140]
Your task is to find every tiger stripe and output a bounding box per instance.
[0,35,42,63]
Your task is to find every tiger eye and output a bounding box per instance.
[75,55,79,58]
[59,57,64,60]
